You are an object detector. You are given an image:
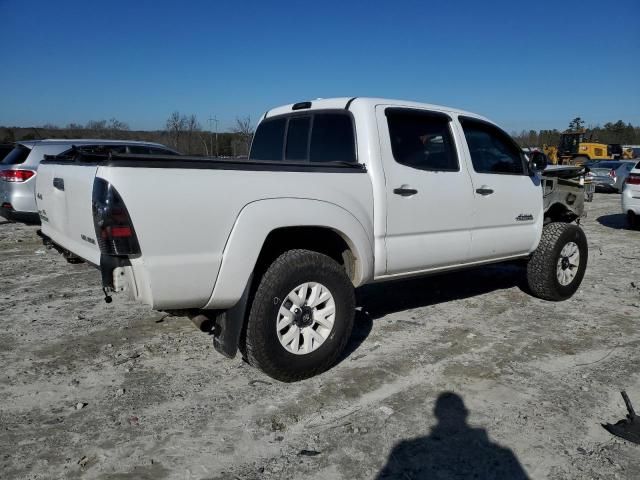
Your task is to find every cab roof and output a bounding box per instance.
[263,97,490,123]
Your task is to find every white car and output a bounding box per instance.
[35,97,589,381]
[622,161,640,228]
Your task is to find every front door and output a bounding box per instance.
[377,106,474,275]
[456,117,543,262]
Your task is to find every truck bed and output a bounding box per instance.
[36,154,374,309]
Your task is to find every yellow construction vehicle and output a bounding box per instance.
[543,130,610,165]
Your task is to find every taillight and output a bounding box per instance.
[92,178,140,256]
[0,169,36,182]
[609,169,617,179]
[627,174,640,185]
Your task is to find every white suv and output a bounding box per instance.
[622,161,640,228]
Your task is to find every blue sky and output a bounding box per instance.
[1,0,638,132]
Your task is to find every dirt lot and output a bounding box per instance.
[1,192,639,480]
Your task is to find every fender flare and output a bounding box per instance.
[203,198,374,310]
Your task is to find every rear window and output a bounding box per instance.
[593,161,622,169]
[250,112,356,163]
[1,145,31,165]
[56,145,128,159]
[250,118,287,161]
[129,145,178,155]
[310,114,356,163]
[285,117,311,161]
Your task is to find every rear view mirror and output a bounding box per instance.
[529,151,548,173]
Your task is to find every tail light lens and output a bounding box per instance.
[0,169,36,182]
[627,174,640,185]
[609,169,616,179]
[92,178,140,256]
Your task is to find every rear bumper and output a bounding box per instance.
[622,188,640,214]
[0,205,40,224]
[592,177,617,191]
[0,177,38,215]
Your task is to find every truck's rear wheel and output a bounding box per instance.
[526,222,588,301]
[245,249,355,381]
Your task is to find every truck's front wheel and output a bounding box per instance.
[245,249,355,381]
[526,222,588,301]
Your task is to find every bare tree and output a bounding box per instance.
[86,120,108,131]
[166,111,186,151]
[232,116,254,157]
[185,114,201,154]
[108,118,129,131]
[197,132,210,156]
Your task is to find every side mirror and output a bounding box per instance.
[529,151,548,173]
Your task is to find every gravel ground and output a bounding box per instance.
[1,192,639,480]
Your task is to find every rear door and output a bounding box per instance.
[457,117,542,261]
[377,106,474,275]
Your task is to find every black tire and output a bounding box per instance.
[628,211,639,229]
[245,249,355,382]
[527,222,588,301]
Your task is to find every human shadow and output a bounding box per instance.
[376,392,530,479]
[597,214,632,230]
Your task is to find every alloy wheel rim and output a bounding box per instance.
[556,241,580,286]
[276,282,335,355]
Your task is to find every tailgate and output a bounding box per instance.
[36,161,101,265]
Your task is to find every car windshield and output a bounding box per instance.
[1,144,31,165]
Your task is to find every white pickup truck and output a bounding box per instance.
[36,97,588,381]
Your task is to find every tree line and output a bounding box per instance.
[512,118,640,148]
[2,114,639,156]
[0,112,255,157]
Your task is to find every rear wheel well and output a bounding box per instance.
[254,227,356,282]
[236,227,356,360]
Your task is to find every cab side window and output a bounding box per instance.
[386,108,459,171]
[460,118,526,175]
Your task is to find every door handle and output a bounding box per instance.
[475,187,494,196]
[53,178,65,191]
[393,187,418,196]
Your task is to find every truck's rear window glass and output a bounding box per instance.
[461,118,525,175]
[386,109,458,171]
[285,117,310,161]
[251,112,356,164]
[310,114,356,163]
[1,145,31,165]
[250,118,286,161]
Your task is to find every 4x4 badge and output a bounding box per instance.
[516,214,534,221]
